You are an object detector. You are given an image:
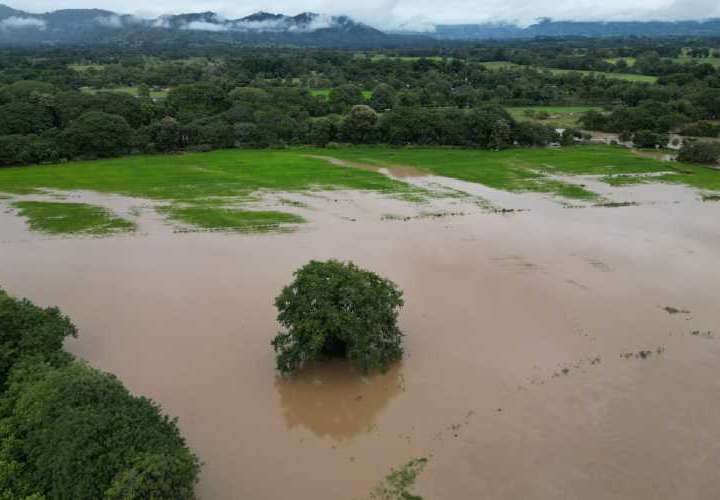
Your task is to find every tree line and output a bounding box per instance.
[1,41,720,166]
[0,288,199,499]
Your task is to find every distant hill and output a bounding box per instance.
[1,4,720,47]
[424,18,720,39]
[0,4,412,47]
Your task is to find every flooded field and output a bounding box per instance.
[1,170,719,499]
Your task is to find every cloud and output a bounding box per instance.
[94,14,123,27]
[182,21,228,31]
[4,0,720,31]
[234,18,287,31]
[290,14,335,31]
[151,17,170,28]
[0,16,47,30]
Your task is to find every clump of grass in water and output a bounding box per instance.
[370,457,429,500]
[12,201,135,235]
[662,306,690,315]
[160,205,306,233]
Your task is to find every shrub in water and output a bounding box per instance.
[272,260,404,375]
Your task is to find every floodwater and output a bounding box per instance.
[1,170,720,500]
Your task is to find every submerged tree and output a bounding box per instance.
[272,260,404,375]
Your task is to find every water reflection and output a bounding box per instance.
[275,359,403,441]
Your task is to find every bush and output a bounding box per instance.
[0,289,76,387]
[62,111,133,159]
[272,260,404,375]
[632,130,669,148]
[678,141,720,164]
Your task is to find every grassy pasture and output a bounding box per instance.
[310,88,373,99]
[80,86,169,99]
[544,68,657,83]
[12,201,135,235]
[480,61,657,83]
[506,106,603,128]
[672,56,720,67]
[69,63,106,72]
[604,57,637,66]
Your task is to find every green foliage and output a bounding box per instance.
[678,141,720,164]
[12,201,136,235]
[342,105,379,143]
[0,102,54,136]
[0,359,199,499]
[0,289,76,388]
[160,206,305,232]
[272,260,404,375]
[370,457,429,500]
[104,453,199,500]
[632,130,669,148]
[61,111,133,159]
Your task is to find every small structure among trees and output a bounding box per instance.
[272,260,405,375]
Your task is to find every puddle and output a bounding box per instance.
[0,180,720,499]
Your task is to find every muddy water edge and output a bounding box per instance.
[0,182,719,500]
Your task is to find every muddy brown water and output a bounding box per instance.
[1,174,720,499]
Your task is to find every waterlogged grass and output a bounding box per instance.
[161,206,305,233]
[309,146,650,199]
[0,149,424,232]
[12,201,135,235]
[603,163,720,191]
[0,150,421,201]
[310,145,720,198]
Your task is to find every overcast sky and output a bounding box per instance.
[5,0,720,30]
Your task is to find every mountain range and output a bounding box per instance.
[1,4,720,47]
[0,5,398,47]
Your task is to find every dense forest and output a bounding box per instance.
[1,38,720,167]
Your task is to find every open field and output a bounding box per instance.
[545,68,658,83]
[310,88,373,99]
[69,63,106,71]
[79,85,169,99]
[673,56,720,67]
[506,106,603,128]
[605,57,637,66]
[1,146,719,236]
[479,61,657,82]
[1,144,720,499]
[356,53,449,62]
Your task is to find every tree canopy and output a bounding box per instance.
[272,260,405,375]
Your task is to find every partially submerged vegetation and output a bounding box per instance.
[370,457,429,500]
[12,201,135,235]
[272,260,405,375]
[161,206,306,233]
